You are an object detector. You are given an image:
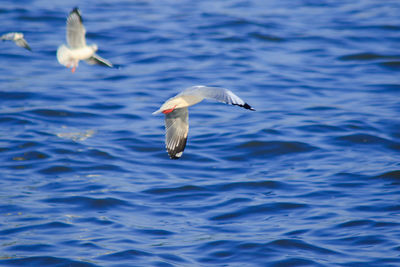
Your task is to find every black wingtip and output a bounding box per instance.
[71,7,79,14]
[243,103,255,111]
[70,7,82,22]
[168,151,183,159]
[167,138,187,160]
[233,102,255,111]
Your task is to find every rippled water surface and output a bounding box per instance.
[1,0,400,266]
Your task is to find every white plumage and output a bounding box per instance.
[57,8,113,72]
[0,32,31,51]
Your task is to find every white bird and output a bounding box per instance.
[153,85,255,159]
[57,7,113,73]
[0,32,31,51]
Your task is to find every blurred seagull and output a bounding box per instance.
[57,7,113,73]
[153,85,255,159]
[0,32,31,51]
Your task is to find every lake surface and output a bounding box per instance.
[1,0,400,266]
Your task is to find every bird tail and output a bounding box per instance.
[56,45,75,67]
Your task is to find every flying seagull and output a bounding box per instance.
[0,32,31,51]
[57,7,113,72]
[153,85,255,159]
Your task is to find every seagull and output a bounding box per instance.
[153,85,255,159]
[0,32,31,51]
[57,7,113,73]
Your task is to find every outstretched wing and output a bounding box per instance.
[67,8,86,48]
[165,108,189,159]
[0,32,15,41]
[181,86,255,110]
[85,53,113,67]
[15,38,31,51]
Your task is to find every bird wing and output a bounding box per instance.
[153,85,255,115]
[15,38,31,51]
[85,53,113,67]
[180,86,255,110]
[67,8,86,48]
[0,32,14,40]
[165,108,189,159]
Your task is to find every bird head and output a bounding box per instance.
[90,44,98,52]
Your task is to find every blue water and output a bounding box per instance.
[1,0,400,266]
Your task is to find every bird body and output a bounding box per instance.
[153,85,254,159]
[66,45,96,61]
[153,95,203,114]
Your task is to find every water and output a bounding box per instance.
[1,0,400,266]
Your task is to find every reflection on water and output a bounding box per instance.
[56,128,96,142]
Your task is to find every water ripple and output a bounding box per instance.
[0,222,72,236]
[236,140,317,157]
[1,0,400,266]
[42,196,131,211]
[1,256,99,267]
[210,202,308,221]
